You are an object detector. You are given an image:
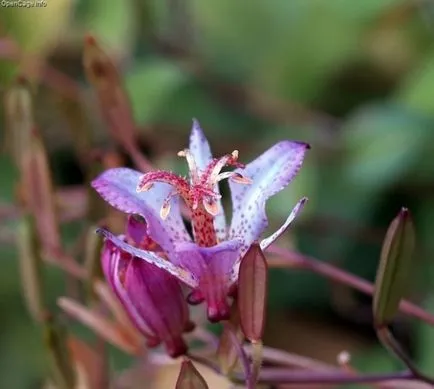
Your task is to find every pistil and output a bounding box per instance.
[136,148,251,247]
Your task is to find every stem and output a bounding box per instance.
[226,324,254,388]
[254,368,414,385]
[267,245,434,326]
[250,341,263,387]
[377,326,434,385]
[187,354,422,386]
[244,344,334,370]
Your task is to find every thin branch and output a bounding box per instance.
[266,245,434,326]
[187,353,430,386]
[244,344,334,371]
[377,326,434,385]
[225,324,253,388]
[253,368,414,385]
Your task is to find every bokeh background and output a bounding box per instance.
[2,0,434,387]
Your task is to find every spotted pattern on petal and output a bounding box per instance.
[260,197,307,251]
[190,119,213,174]
[190,119,227,242]
[97,228,198,288]
[92,168,191,255]
[228,141,309,256]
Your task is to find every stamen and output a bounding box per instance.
[203,198,219,216]
[206,155,232,185]
[216,172,252,184]
[160,203,171,220]
[160,191,179,220]
[138,182,154,192]
[136,171,190,195]
[202,149,246,188]
[178,148,199,183]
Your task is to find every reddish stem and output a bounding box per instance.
[267,245,434,326]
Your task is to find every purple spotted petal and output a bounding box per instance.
[174,239,242,277]
[190,119,213,172]
[174,239,243,321]
[92,168,191,254]
[260,197,308,251]
[229,141,309,254]
[190,119,227,241]
[97,228,198,288]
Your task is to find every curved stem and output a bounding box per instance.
[267,245,434,326]
[377,326,434,386]
[225,324,254,388]
[186,354,421,386]
[254,368,414,385]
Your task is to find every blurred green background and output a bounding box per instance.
[2,0,434,387]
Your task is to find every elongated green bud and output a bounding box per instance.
[373,208,415,326]
[4,77,33,166]
[17,214,44,322]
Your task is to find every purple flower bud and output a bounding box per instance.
[101,217,194,357]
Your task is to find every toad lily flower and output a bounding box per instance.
[101,215,194,357]
[93,120,309,322]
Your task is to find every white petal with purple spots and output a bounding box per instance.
[97,228,198,288]
[92,167,191,255]
[260,197,307,250]
[228,141,309,257]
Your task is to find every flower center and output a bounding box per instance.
[136,149,251,247]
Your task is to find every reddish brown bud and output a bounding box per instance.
[175,359,209,389]
[82,35,137,153]
[238,243,268,342]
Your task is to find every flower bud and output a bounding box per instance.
[373,208,415,326]
[238,243,268,342]
[175,359,209,389]
[101,236,193,357]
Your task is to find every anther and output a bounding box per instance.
[178,148,199,183]
[137,182,154,192]
[203,198,219,216]
[160,191,178,220]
